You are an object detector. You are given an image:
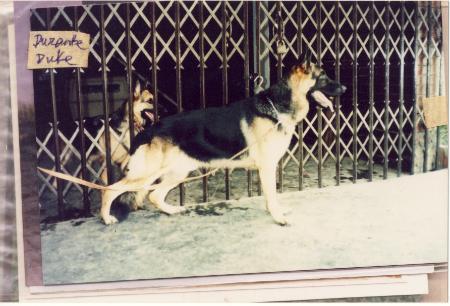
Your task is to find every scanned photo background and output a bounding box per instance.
[0,1,18,302]
[1,0,447,302]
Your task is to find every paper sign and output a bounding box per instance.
[27,31,90,69]
[422,96,448,128]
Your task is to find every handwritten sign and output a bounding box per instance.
[422,96,448,128]
[27,31,90,69]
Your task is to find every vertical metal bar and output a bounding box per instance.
[435,3,442,169]
[175,2,182,114]
[411,2,419,175]
[255,1,262,196]
[297,1,304,191]
[383,2,390,179]
[46,8,64,217]
[436,129,441,169]
[368,1,375,182]
[316,2,323,188]
[352,1,358,183]
[100,5,113,184]
[255,2,261,79]
[243,2,252,197]
[276,1,284,192]
[199,1,208,202]
[435,126,441,169]
[221,1,230,200]
[150,2,159,124]
[397,2,405,176]
[175,1,185,205]
[334,1,341,186]
[74,6,89,215]
[126,3,135,147]
[424,1,432,172]
[276,1,283,80]
[317,117,323,187]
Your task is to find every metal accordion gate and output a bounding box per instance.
[30,1,445,221]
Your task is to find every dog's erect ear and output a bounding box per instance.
[306,50,311,69]
[299,49,312,71]
[298,50,306,65]
[134,80,141,99]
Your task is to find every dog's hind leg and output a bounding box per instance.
[148,169,189,215]
[100,142,166,224]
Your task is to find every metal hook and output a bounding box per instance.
[272,10,286,54]
[253,75,264,88]
[253,75,264,94]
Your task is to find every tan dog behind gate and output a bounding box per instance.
[89,81,155,187]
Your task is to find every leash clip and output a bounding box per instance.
[253,75,264,94]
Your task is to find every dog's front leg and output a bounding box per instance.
[258,164,288,225]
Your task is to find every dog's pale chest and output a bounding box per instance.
[241,117,294,167]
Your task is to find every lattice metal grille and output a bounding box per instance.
[254,1,419,175]
[30,1,444,219]
[36,120,127,198]
[413,1,443,172]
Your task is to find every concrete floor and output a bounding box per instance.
[40,170,448,286]
[39,157,397,221]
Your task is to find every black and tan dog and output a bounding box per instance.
[58,81,155,196]
[100,54,346,225]
[87,81,155,184]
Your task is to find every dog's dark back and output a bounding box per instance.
[130,79,298,161]
[131,101,250,161]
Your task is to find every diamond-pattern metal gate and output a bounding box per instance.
[30,1,445,220]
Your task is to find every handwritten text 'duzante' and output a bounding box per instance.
[27,31,90,69]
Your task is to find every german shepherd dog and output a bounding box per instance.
[86,81,155,184]
[100,53,346,225]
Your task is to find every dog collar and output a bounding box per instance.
[266,97,284,132]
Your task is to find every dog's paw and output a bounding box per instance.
[161,205,186,215]
[168,205,186,215]
[270,211,289,226]
[129,203,139,211]
[102,215,118,225]
[130,202,146,211]
[274,216,289,226]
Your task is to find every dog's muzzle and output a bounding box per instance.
[311,91,335,111]
[310,77,347,112]
[141,109,155,125]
